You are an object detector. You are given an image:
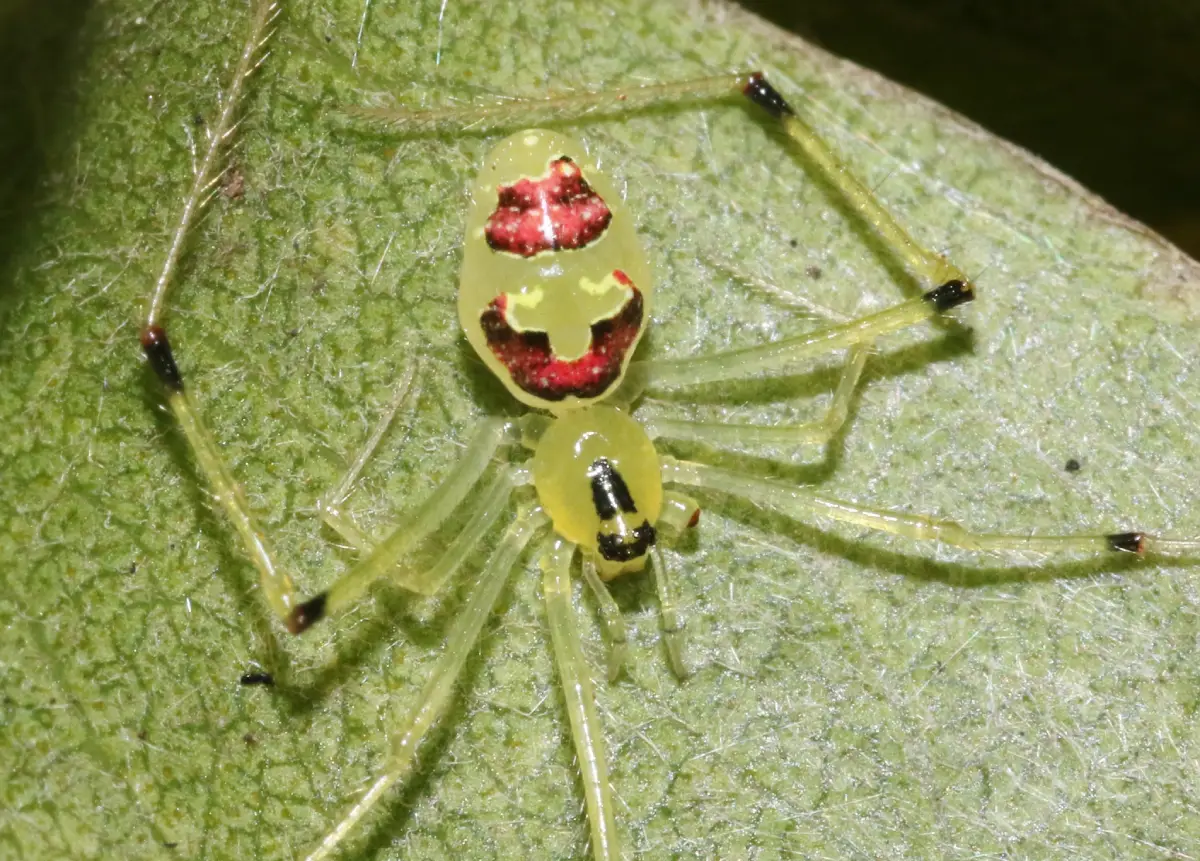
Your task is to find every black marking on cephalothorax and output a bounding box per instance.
[587,457,637,519]
[597,521,657,562]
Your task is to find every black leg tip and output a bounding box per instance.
[923,279,975,312]
[1107,532,1145,554]
[286,592,328,634]
[742,71,793,119]
[141,325,185,391]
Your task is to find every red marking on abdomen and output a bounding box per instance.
[486,157,612,258]
[481,280,642,401]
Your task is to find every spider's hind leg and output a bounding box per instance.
[740,72,970,296]
[353,70,972,301]
[302,509,550,861]
[543,541,622,861]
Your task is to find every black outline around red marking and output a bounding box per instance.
[480,277,643,402]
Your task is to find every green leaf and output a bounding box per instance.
[3,1,1199,859]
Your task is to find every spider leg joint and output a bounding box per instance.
[742,72,794,119]
[923,279,975,312]
[287,592,328,634]
[1107,532,1146,554]
[140,326,185,391]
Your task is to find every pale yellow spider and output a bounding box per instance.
[140,73,1200,861]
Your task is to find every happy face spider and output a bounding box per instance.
[140,72,1200,861]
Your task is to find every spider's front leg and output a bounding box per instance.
[542,539,621,861]
[629,280,972,452]
[143,324,525,634]
[142,326,300,624]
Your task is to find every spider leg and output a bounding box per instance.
[403,467,529,595]
[661,457,1200,558]
[653,490,702,674]
[627,281,969,392]
[316,363,419,552]
[543,540,621,861]
[142,328,298,624]
[643,343,869,449]
[580,555,629,682]
[739,72,967,293]
[319,466,525,602]
[303,508,550,861]
[141,329,518,634]
[651,547,688,678]
[658,491,702,536]
[289,418,521,631]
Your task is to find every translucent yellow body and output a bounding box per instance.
[458,129,653,413]
[459,130,663,572]
[530,406,662,578]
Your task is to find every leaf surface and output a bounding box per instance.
[3,1,1199,859]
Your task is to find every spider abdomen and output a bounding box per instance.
[531,405,662,578]
[459,130,653,412]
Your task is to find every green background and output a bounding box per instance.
[2,1,1199,859]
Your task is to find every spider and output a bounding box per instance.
[140,72,1199,861]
